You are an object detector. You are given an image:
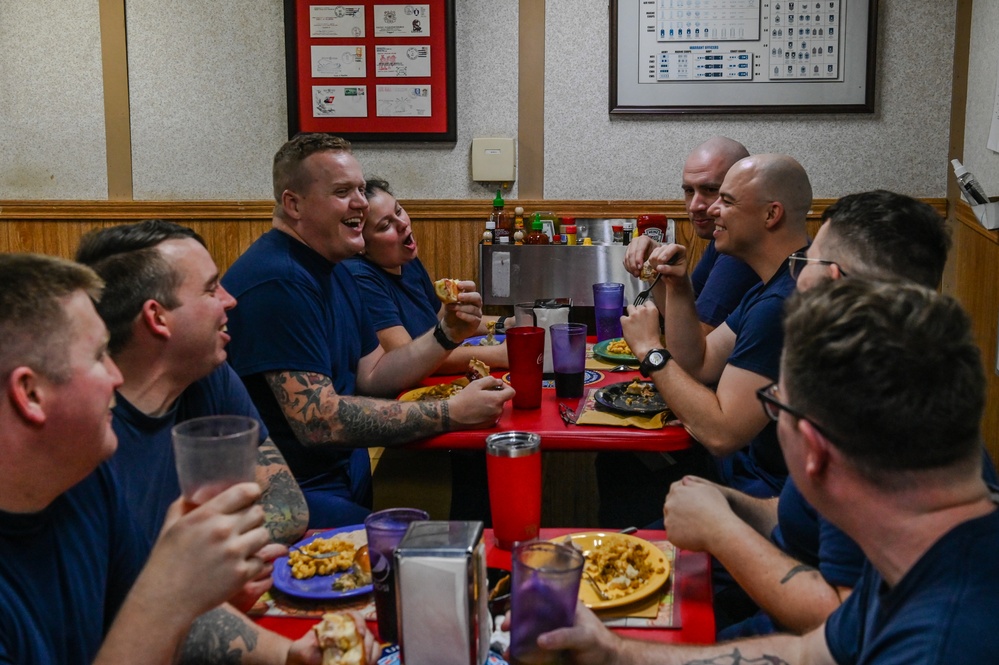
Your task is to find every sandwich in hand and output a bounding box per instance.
[314,612,367,665]
[434,278,461,303]
[466,358,490,381]
[639,261,657,282]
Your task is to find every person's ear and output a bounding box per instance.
[141,299,171,340]
[764,201,785,228]
[7,367,47,425]
[281,189,302,220]
[799,419,832,479]
[828,263,845,281]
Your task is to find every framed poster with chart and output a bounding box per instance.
[610,0,878,114]
[284,1,456,141]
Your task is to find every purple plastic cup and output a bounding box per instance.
[549,323,587,398]
[592,283,624,342]
[509,541,584,665]
[364,507,430,643]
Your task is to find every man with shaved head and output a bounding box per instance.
[623,153,812,499]
[600,137,761,528]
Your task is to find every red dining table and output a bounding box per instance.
[253,527,715,648]
[400,367,691,453]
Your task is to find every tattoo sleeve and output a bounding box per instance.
[254,439,309,545]
[180,607,258,664]
[265,370,444,448]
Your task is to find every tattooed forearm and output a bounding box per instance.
[684,648,790,665]
[255,440,308,544]
[181,607,258,664]
[266,370,446,448]
[779,564,817,585]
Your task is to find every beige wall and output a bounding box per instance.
[0,0,963,201]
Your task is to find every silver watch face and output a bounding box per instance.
[648,351,664,365]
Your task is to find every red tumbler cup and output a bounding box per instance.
[486,431,542,550]
[506,326,545,409]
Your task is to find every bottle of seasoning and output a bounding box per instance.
[514,206,525,232]
[564,225,577,246]
[612,225,624,244]
[492,190,510,241]
[581,237,593,246]
[622,220,635,244]
[513,228,525,245]
[524,217,550,245]
[482,220,495,245]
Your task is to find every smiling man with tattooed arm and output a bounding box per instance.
[223,134,514,530]
[534,279,999,664]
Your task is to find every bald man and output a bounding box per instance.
[601,138,761,529]
[623,154,812,499]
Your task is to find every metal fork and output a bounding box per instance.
[632,273,661,307]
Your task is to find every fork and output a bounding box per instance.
[585,573,611,601]
[632,273,661,307]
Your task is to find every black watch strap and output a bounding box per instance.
[433,321,461,350]
[639,348,671,378]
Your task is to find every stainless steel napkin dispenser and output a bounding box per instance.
[395,521,490,665]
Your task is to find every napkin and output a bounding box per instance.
[574,388,668,429]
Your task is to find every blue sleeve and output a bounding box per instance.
[725,294,786,381]
[207,363,271,444]
[225,278,334,378]
[818,516,867,588]
[824,565,876,665]
[695,254,760,327]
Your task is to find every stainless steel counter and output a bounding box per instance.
[479,243,645,306]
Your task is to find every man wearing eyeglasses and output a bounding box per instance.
[622,153,812,501]
[661,190,995,638]
[536,278,999,664]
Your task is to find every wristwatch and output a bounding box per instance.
[639,348,671,378]
[433,321,461,350]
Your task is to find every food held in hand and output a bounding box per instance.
[433,278,461,303]
[466,358,490,381]
[640,261,657,282]
[314,612,367,665]
[479,320,500,346]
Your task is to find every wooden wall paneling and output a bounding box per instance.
[952,202,999,465]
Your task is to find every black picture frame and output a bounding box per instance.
[284,0,457,141]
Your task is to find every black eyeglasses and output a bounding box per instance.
[755,383,840,444]
[788,250,848,281]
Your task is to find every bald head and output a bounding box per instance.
[681,136,751,239]
[687,136,750,169]
[730,154,812,225]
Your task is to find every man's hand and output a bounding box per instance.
[663,476,737,552]
[645,243,688,280]
[624,235,659,276]
[535,602,624,665]
[440,280,484,343]
[620,303,663,366]
[287,611,381,665]
[447,375,514,428]
[145,483,278,619]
